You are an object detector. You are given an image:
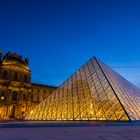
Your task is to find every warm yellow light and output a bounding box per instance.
[90,111,93,115]
[1,96,4,100]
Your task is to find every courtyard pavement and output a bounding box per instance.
[0,121,140,140]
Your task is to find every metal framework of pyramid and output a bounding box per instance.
[24,57,140,121]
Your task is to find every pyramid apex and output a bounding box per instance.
[92,56,98,61]
[93,56,97,59]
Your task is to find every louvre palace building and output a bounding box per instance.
[0,51,56,120]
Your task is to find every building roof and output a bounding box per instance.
[31,83,57,88]
[1,52,30,71]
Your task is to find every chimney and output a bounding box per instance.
[0,50,2,61]
[25,57,29,65]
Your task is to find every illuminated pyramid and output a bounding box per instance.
[24,57,140,121]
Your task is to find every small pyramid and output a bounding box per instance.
[24,57,140,121]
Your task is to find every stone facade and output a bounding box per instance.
[0,51,56,120]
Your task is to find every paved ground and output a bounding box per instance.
[0,121,140,140]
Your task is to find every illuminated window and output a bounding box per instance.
[1,96,4,100]
[0,92,5,101]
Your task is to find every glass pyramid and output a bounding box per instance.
[24,57,140,121]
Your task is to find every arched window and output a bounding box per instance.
[24,75,28,82]
[12,91,18,101]
[3,71,8,79]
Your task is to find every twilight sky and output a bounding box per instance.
[0,0,140,87]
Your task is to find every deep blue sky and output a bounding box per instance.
[0,0,140,87]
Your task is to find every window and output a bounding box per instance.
[23,94,26,100]
[24,75,28,82]
[3,71,8,79]
[37,96,39,102]
[31,94,33,101]
[33,96,37,102]
[14,72,18,80]
[1,96,4,100]
[12,91,18,101]
[0,92,5,100]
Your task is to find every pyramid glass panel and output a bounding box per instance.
[97,58,140,120]
[24,57,140,121]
